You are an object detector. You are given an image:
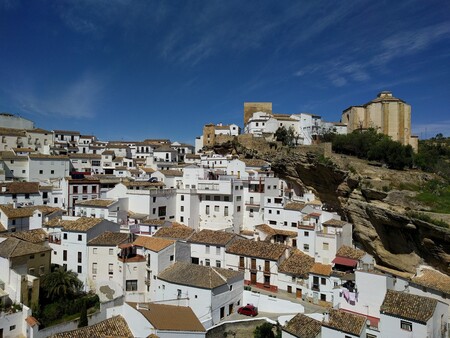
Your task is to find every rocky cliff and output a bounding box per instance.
[264,146,450,275]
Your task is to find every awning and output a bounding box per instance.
[332,256,358,267]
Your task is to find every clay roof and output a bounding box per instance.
[133,236,174,252]
[158,170,183,177]
[88,232,129,246]
[380,290,437,323]
[128,303,205,332]
[0,205,61,219]
[53,130,80,135]
[411,268,450,294]
[279,250,315,277]
[29,154,69,160]
[336,245,366,260]
[323,309,366,336]
[0,182,40,194]
[123,181,165,188]
[0,127,26,136]
[0,237,51,258]
[284,202,305,211]
[323,219,348,227]
[283,313,321,338]
[309,262,332,276]
[1,229,48,243]
[13,147,34,152]
[226,239,288,261]
[306,199,322,206]
[69,154,102,159]
[45,217,104,232]
[141,167,156,173]
[25,316,40,327]
[75,199,117,208]
[49,315,133,338]
[185,154,200,159]
[153,226,194,240]
[140,218,166,225]
[255,224,297,238]
[158,262,243,289]
[102,150,115,155]
[188,229,236,246]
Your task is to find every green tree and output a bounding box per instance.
[41,267,83,302]
[254,322,275,338]
[78,299,88,328]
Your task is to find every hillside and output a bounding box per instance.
[211,136,450,275]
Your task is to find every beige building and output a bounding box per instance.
[244,102,272,125]
[341,91,418,151]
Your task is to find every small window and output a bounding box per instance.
[63,233,67,240]
[214,205,219,212]
[39,170,43,174]
[93,248,97,254]
[303,244,309,252]
[78,234,82,241]
[304,231,309,237]
[109,248,114,255]
[323,243,329,250]
[180,195,184,201]
[77,265,82,273]
[205,259,210,266]
[321,277,326,285]
[216,260,221,268]
[51,170,55,174]
[39,265,45,275]
[78,252,82,263]
[126,280,138,291]
[170,255,174,261]
[108,263,113,275]
[30,254,35,259]
[9,325,15,331]
[400,320,412,331]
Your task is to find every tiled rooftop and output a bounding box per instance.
[153,226,194,240]
[159,169,183,177]
[88,231,129,246]
[0,205,61,219]
[283,313,321,338]
[284,202,305,211]
[128,302,206,332]
[0,182,40,194]
[75,199,117,208]
[158,261,243,289]
[336,245,366,260]
[411,268,450,294]
[242,158,269,167]
[380,289,437,323]
[323,219,348,227]
[45,217,104,232]
[0,237,51,258]
[49,315,133,338]
[309,262,332,276]
[226,239,288,261]
[279,249,315,277]
[1,229,48,243]
[133,236,174,252]
[255,224,297,238]
[323,309,366,336]
[188,229,236,246]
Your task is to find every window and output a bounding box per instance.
[206,245,210,254]
[214,195,220,201]
[51,170,54,174]
[180,195,184,201]
[78,234,82,241]
[400,320,412,331]
[29,268,35,275]
[224,206,229,216]
[109,248,114,255]
[216,260,221,268]
[180,216,184,222]
[30,254,35,259]
[205,195,211,200]
[303,244,309,252]
[73,186,78,193]
[236,196,241,202]
[153,197,156,203]
[170,255,174,261]
[321,277,326,285]
[152,208,156,214]
[239,256,245,269]
[93,248,97,254]
[304,231,309,237]
[92,263,97,274]
[126,280,138,291]
[158,206,166,217]
[180,206,184,212]
[214,205,219,212]
[108,263,113,275]
[276,210,280,215]
[54,197,58,203]
[216,246,221,255]
[320,294,326,301]
[205,259,210,266]
[78,252,82,263]
[77,265,82,273]
[267,198,272,203]
[237,206,241,212]
[9,325,15,331]
[63,250,67,261]
[224,196,230,201]
[39,170,43,174]
[92,186,97,193]
[323,243,329,250]
[177,289,182,298]
[268,210,272,214]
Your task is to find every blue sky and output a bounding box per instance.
[1,1,450,143]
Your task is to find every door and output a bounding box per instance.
[250,272,257,284]
[296,288,302,298]
[229,303,234,314]
[287,285,292,293]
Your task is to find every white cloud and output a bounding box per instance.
[14,74,103,119]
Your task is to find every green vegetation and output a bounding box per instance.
[274,126,300,147]
[414,180,450,214]
[78,299,88,328]
[35,267,99,328]
[254,322,280,338]
[406,211,449,228]
[415,133,450,177]
[323,129,414,170]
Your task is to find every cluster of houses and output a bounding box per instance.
[0,104,445,337]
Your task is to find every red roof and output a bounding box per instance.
[332,256,358,267]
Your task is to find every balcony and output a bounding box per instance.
[245,201,260,207]
[312,284,320,292]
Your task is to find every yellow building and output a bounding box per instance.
[341,91,418,152]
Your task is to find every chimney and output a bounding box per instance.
[323,311,329,323]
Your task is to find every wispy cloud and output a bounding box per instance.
[12,74,103,119]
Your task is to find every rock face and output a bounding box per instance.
[268,148,450,275]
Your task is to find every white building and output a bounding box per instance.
[154,261,244,329]
[321,308,367,338]
[74,198,128,225]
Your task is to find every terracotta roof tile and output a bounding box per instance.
[133,236,174,252]
[1,229,48,243]
[45,217,104,232]
[336,245,366,260]
[279,250,315,277]
[29,154,69,160]
[153,226,194,240]
[255,224,297,238]
[380,290,437,323]
[0,182,40,194]
[309,262,332,276]
[128,303,205,332]
[283,314,321,338]
[284,202,305,211]
[158,262,243,289]
[88,232,129,246]
[226,239,288,261]
[49,315,133,338]
[75,199,117,208]
[0,205,61,219]
[0,237,51,258]
[123,181,165,188]
[323,219,348,227]
[158,170,183,177]
[323,309,366,336]
[411,268,450,294]
[188,229,236,246]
